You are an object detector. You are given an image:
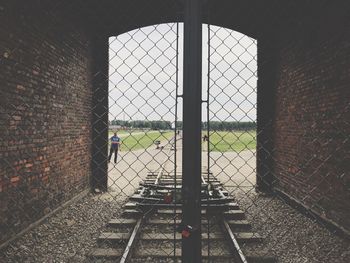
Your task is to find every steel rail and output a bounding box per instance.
[119,218,143,263]
[154,136,175,185]
[222,219,248,263]
[201,175,247,263]
[119,137,177,263]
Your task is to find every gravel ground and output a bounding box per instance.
[1,145,349,263]
[231,188,350,263]
[1,188,349,263]
[0,146,169,263]
[0,192,128,263]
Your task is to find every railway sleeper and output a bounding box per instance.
[129,195,234,204]
[98,232,263,243]
[109,218,251,231]
[89,248,276,263]
[123,202,239,210]
[122,208,246,219]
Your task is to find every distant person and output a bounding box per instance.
[108,132,121,163]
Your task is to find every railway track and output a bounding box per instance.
[89,137,277,263]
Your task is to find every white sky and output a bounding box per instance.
[108,23,257,124]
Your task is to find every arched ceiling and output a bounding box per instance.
[74,0,349,41]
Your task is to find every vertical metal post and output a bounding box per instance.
[174,22,179,260]
[256,38,276,193]
[206,23,211,260]
[182,0,202,262]
[91,36,109,192]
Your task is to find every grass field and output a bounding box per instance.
[108,130,173,151]
[107,130,255,152]
[203,130,256,152]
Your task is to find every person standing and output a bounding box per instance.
[108,132,121,163]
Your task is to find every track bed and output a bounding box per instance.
[89,140,277,262]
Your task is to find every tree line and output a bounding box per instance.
[110,119,256,131]
[201,121,256,131]
[110,120,172,130]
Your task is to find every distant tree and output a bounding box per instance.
[109,119,255,131]
[202,121,256,131]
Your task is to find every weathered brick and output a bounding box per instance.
[0,1,92,244]
[272,27,350,232]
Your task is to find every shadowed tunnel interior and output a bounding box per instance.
[0,0,349,262]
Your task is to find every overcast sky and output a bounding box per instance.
[108,23,257,124]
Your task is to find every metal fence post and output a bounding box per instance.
[182,0,202,262]
[91,36,109,192]
[256,38,277,193]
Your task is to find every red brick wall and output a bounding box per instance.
[272,31,350,233]
[0,2,92,243]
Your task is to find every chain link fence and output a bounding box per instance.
[203,23,350,262]
[0,1,349,262]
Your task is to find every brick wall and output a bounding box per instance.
[0,2,92,243]
[272,28,350,233]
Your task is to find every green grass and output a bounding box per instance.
[203,130,256,152]
[108,130,173,151]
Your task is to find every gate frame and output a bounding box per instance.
[90,16,275,194]
[181,0,203,262]
[90,6,274,261]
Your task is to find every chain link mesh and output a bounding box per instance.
[0,1,349,263]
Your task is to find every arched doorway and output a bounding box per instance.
[96,21,259,261]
